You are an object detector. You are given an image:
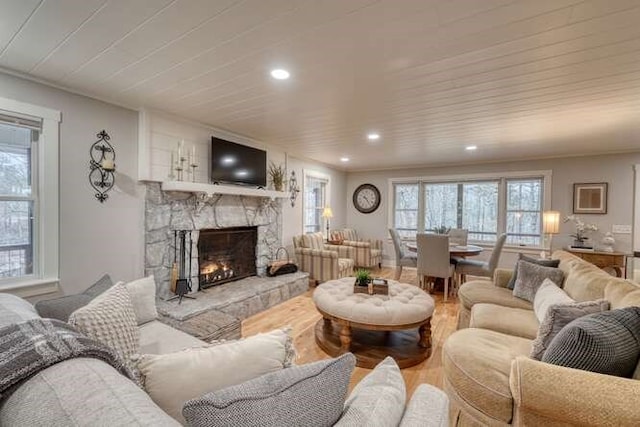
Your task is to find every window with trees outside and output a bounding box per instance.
[0,121,38,279]
[392,173,548,247]
[303,173,329,234]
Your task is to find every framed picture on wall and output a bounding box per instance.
[573,182,608,214]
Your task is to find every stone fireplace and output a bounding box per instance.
[198,226,257,289]
[144,183,281,298]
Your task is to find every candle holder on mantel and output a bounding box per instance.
[171,140,198,182]
[89,130,116,203]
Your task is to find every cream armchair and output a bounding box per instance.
[292,232,355,285]
[330,228,382,269]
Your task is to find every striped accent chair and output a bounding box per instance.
[292,232,355,285]
[330,228,383,269]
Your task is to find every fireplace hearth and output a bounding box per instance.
[198,226,257,289]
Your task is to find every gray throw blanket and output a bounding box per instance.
[0,318,135,398]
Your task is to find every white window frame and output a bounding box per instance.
[388,170,552,249]
[302,169,331,235]
[0,96,60,296]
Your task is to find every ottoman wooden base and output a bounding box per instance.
[314,318,432,369]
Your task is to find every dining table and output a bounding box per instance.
[405,242,483,258]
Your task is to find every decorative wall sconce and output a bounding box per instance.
[289,170,300,207]
[89,130,116,203]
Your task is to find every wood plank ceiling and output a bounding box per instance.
[1,0,640,170]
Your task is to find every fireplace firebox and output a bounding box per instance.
[198,226,257,289]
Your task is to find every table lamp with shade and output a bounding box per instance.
[322,207,333,240]
[542,210,560,258]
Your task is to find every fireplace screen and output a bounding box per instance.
[198,226,257,289]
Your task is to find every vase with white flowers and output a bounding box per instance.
[564,215,598,248]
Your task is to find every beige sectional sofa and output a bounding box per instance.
[444,250,640,426]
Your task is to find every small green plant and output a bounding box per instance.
[433,225,451,235]
[355,269,371,285]
[268,162,286,191]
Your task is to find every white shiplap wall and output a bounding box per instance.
[139,109,285,183]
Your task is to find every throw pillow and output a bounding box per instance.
[335,356,406,427]
[542,307,640,377]
[0,293,40,329]
[68,282,139,365]
[35,273,113,321]
[530,299,610,360]
[124,275,158,325]
[182,353,356,427]
[533,278,573,322]
[512,260,564,302]
[136,328,294,424]
[507,254,560,290]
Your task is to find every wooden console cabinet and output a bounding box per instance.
[566,248,628,278]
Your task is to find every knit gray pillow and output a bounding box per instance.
[542,307,640,377]
[182,353,356,427]
[530,299,610,360]
[512,260,564,302]
[507,254,560,290]
[335,357,405,427]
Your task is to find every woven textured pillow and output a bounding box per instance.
[182,353,356,427]
[507,254,560,290]
[542,307,640,377]
[335,356,406,427]
[512,260,564,302]
[530,299,610,360]
[68,282,139,364]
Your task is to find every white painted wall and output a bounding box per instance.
[0,72,143,297]
[346,153,640,270]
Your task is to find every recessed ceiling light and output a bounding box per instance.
[340,157,350,162]
[270,69,290,80]
[367,133,380,140]
[465,145,477,151]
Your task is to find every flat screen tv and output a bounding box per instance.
[210,137,267,187]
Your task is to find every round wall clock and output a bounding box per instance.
[353,183,381,214]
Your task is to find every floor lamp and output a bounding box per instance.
[322,207,333,240]
[542,211,560,259]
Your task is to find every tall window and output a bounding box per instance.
[0,121,38,278]
[394,184,419,238]
[506,178,543,245]
[393,172,548,246]
[423,181,499,241]
[303,173,328,233]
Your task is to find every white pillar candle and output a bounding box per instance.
[101,159,115,171]
[170,150,175,168]
[191,145,196,163]
[178,140,184,159]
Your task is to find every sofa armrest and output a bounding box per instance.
[341,240,371,248]
[368,239,384,251]
[493,268,514,288]
[399,384,449,427]
[326,245,354,259]
[295,247,338,258]
[510,356,640,426]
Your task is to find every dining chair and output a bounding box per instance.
[417,233,455,302]
[448,228,468,246]
[389,228,417,280]
[455,233,507,283]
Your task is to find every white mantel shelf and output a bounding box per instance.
[161,181,288,199]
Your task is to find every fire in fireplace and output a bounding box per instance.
[198,226,257,289]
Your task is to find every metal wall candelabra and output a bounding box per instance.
[289,170,300,207]
[89,130,116,203]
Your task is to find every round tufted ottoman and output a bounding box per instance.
[312,277,435,368]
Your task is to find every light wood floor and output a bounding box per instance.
[242,267,459,397]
